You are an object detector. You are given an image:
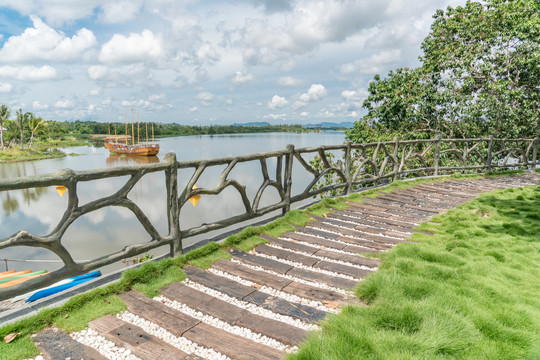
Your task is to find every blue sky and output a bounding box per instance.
[0,0,465,125]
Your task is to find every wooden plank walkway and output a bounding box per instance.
[32,173,540,360]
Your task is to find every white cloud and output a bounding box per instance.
[299,111,309,117]
[230,71,254,85]
[148,94,167,102]
[99,1,141,24]
[99,30,164,64]
[0,15,96,63]
[277,76,306,87]
[0,65,58,81]
[189,107,199,112]
[268,95,289,110]
[54,99,74,109]
[300,84,327,102]
[0,82,13,93]
[340,49,401,75]
[32,100,48,110]
[263,113,287,120]
[195,91,214,106]
[101,97,112,105]
[89,87,102,96]
[87,65,108,80]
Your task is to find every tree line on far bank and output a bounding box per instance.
[0,106,310,151]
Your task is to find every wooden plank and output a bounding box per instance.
[281,281,357,305]
[334,209,417,229]
[326,213,413,234]
[281,232,347,250]
[254,244,319,266]
[259,233,319,254]
[184,322,284,360]
[227,248,293,274]
[308,222,407,245]
[293,225,340,239]
[161,282,305,347]
[286,267,357,290]
[243,291,327,323]
[281,231,382,253]
[344,201,389,212]
[313,248,380,268]
[183,266,256,300]
[314,260,372,279]
[212,258,293,290]
[342,206,420,224]
[118,291,200,337]
[88,315,192,360]
[335,235,394,251]
[33,328,107,360]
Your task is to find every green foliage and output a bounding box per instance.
[347,0,540,142]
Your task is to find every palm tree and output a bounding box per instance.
[15,109,30,150]
[0,104,10,151]
[28,115,46,147]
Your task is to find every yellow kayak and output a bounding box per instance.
[0,271,48,288]
[0,270,31,280]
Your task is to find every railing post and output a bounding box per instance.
[486,135,494,171]
[433,135,442,176]
[392,137,400,182]
[282,144,294,214]
[531,137,539,170]
[164,153,182,256]
[344,140,353,194]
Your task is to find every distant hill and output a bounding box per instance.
[304,121,355,129]
[231,122,271,127]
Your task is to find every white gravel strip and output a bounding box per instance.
[266,243,376,272]
[117,311,230,360]
[154,295,297,352]
[280,235,377,259]
[207,268,336,313]
[70,328,141,360]
[295,231,381,251]
[329,213,414,233]
[229,258,350,295]
[325,216,412,235]
[183,279,319,331]
[254,252,359,281]
[307,223,401,242]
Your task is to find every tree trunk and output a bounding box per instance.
[20,127,24,150]
[0,126,3,150]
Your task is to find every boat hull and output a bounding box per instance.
[104,141,159,156]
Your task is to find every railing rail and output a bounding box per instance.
[0,136,538,299]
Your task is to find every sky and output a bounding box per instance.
[0,0,466,126]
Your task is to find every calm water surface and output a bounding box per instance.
[0,132,345,274]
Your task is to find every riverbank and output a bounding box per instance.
[0,139,87,163]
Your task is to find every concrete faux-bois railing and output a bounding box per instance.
[0,136,538,300]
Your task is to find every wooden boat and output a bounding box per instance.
[105,106,159,156]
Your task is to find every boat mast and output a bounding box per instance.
[131,105,135,146]
[137,111,140,145]
[152,121,154,144]
[114,123,117,143]
[146,118,148,146]
[107,123,110,142]
[125,112,128,145]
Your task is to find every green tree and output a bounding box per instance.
[348,0,540,142]
[0,104,10,150]
[14,109,32,149]
[27,115,47,147]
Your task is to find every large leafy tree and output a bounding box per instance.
[15,109,31,150]
[348,0,540,142]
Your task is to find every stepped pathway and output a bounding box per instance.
[31,173,540,360]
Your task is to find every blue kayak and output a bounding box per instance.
[25,271,101,303]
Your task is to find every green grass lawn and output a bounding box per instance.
[289,185,540,360]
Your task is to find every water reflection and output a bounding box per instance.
[0,132,345,274]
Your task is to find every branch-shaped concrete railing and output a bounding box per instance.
[0,136,538,299]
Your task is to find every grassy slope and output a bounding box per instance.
[289,185,540,360]
[0,172,534,359]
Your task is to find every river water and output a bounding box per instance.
[0,132,345,274]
